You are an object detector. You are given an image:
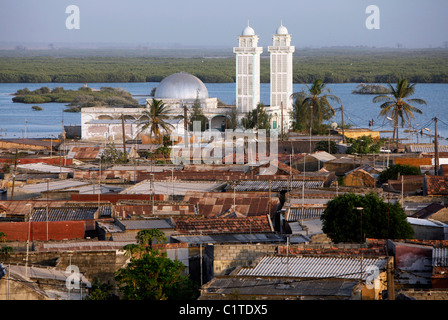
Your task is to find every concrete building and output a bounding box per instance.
[267,22,295,132]
[233,23,263,114]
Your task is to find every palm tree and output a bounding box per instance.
[373,79,426,148]
[292,79,341,133]
[139,98,174,143]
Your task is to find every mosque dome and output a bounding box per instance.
[154,72,209,100]
[276,23,288,35]
[242,25,255,36]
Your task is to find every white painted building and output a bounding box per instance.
[268,23,295,132]
[81,23,296,142]
[233,23,263,114]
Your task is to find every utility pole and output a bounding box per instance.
[10,149,18,200]
[341,105,346,143]
[387,258,395,300]
[183,103,189,147]
[434,117,440,176]
[281,101,284,141]
[121,114,127,162]
[309,105,313,154]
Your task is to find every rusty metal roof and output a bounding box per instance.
[236,255,388,281]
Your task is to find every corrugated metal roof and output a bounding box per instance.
[32,207,97,221]
[202,277,358,298]
[17,163,74,173]
[287,208,325,221]
[237,255,388,280]
[171,233,299,245]
[121,180,226,195]
[119,219,174,230]
[433,247,448,267]
[407,144,448,153]
[228,180,324,192]
[19,180,90,193]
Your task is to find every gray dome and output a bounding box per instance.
[154,72,209,100]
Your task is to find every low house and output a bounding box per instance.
[387,240,433,287]
[102,218,176,242]
[67,145,138,162]
[412,203,446,220]
[343,164,379,188]
[0,220,86,241]
[200,254,392,300]
[0,264,91,300]
[423,175,448,196]
[172,215,274,235]
[183,191,281,218]
[388,175,424,195]
[407,217,448,240]
[432,247,448,288]
[293,151,336,172]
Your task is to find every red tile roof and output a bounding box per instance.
[425,175,448,195]
[172,215,273,234]
[184,191,280,217]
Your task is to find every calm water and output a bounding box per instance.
[1,82,448,145]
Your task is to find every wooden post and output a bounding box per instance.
[121,114,127,162]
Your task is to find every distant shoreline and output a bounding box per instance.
[0,48,447,84]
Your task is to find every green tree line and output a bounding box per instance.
[0,48,447,83]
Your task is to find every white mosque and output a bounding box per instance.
[80,22,295,141]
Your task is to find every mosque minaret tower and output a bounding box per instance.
[268,22,295,130]
[233,23,263,114]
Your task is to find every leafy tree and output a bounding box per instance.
[139,98,175,142]
[115,250,195,300]
[85,279,115,300]
[225,107,239,130]
[115,229,197,300]
[241,102,271,130]
[321,193,414,243]
[290,90,308,132]
[346,135,381,154]
[315,140,338,154]
[378,164,421,183]
[373,79,426,148]
[0,232,13,262]
[188,95,208,131]
[100,142,127,164]
[292,79,341,133]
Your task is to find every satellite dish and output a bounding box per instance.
[330,122,338,129]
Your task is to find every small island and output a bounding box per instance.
[12,86,140,112]
[352,83,391,95]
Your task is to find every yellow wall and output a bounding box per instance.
[338,129,380,141]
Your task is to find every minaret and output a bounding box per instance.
[233,22,263,114]
[268,22,295,128]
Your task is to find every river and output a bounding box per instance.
[0,82,447,145]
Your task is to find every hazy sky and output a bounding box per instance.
[1,0,447,48]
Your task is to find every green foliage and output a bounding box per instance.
[31,105,43,111]
[321,193,414,243]
[0,232,13,257]
[139,99,174,141]
[188,96,208,131]
[115,250,196,300]
[378,164,421,183]
[12,86,140,111]
[241,103,271,130]
[115,229,197,300]
[85,279,114,300]
[374,79,426,146]
[0,48,447,84]
[346,135,381,154]
[314,140,338,154]
[291,80,340,134]
[100,142,128,164]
